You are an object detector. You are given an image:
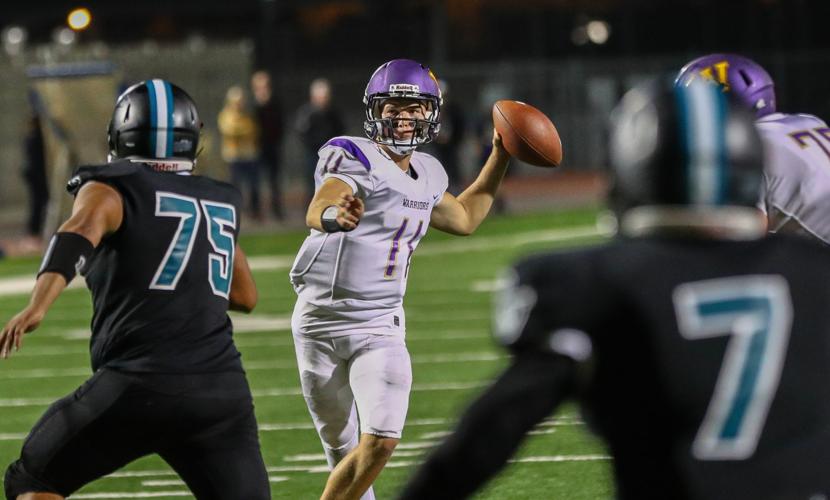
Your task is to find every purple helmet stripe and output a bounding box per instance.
[324,138,372,171]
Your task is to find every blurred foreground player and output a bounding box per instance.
[677,53,830,244]
[1,80,270,500]
[399,80,830,500]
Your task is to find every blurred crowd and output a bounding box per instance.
[3,71,503,260]
[213,72,498,225]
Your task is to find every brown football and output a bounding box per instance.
[492,100,562,167]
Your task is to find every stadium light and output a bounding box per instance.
[586,20,610,45]
[53,27,77,46]
[67,7,92,31]
[2,26,27,56]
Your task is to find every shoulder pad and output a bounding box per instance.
[67,160,140,195]
[321,137,372,171]
[797,113,829,127]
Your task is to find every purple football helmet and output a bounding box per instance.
[363,59,442,154]
[675,53,776,118]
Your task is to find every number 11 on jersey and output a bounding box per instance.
[384,218,424,279]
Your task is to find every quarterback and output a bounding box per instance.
[288,58,511,500]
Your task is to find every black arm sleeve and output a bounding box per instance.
[398,350,576,500]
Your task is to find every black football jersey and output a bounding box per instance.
[68,160,244,374]
[498,233,830,500]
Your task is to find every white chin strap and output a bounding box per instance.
[386,143,417,156]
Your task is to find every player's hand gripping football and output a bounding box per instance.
[0,306,44,358]
[491,128,509,157]
[336,193,365,231]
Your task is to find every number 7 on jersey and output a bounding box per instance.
[673,275,792,460]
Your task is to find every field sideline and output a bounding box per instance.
[0,208,615,499]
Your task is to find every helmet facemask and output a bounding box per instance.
[363,93,441,156]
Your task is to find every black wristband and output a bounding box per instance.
[321,205,343,233]
[37,232,95,283]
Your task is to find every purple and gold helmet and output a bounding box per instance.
[363,59,442,154]
[675,53,776,118]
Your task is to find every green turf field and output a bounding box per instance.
[0,208,615,499]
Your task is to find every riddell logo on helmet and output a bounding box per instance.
[129,158,193,172]
[389,84,419,93]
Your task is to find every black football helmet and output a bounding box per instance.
[609,78,763,214]
[107,79,201,169]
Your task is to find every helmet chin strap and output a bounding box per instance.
[385,143,417,156]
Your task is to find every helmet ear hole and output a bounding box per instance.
[738,70,753,87]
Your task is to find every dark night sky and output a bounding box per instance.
[2,0,825,69]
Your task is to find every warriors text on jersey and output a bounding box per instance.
[290,136,448,336]
[68,160,244,373]
[757,112,830,243]
[496,233,830,499]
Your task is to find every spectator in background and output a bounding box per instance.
[21,106,48,250]
[218,85,262,220]
[427,79,466,194]
[251,69,286,220]
[295,78,345,207]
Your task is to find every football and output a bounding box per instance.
[492,100,563,167]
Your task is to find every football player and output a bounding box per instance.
[676,53,830,243]
[398,80,830,499]
[288,58,512,500]
[0,80,270,500]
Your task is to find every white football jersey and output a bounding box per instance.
[290,136,448,336]
[757,112,830,243]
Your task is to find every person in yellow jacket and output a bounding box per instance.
[218,85,261,219]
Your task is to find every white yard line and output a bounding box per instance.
[0,225,600,297]
[259,417,449,432]
[0,276,87,297]
[71,492,193,498]
[101,453,608,481]
[250,381,487,399]
[247,255,294,271]
[0,367,90,379]
[0,381,489,408]
[416,226,603,257]
[0,432,26,441]
[0,417,578,443]
[509,454,611,463]
[411,352,502,363]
